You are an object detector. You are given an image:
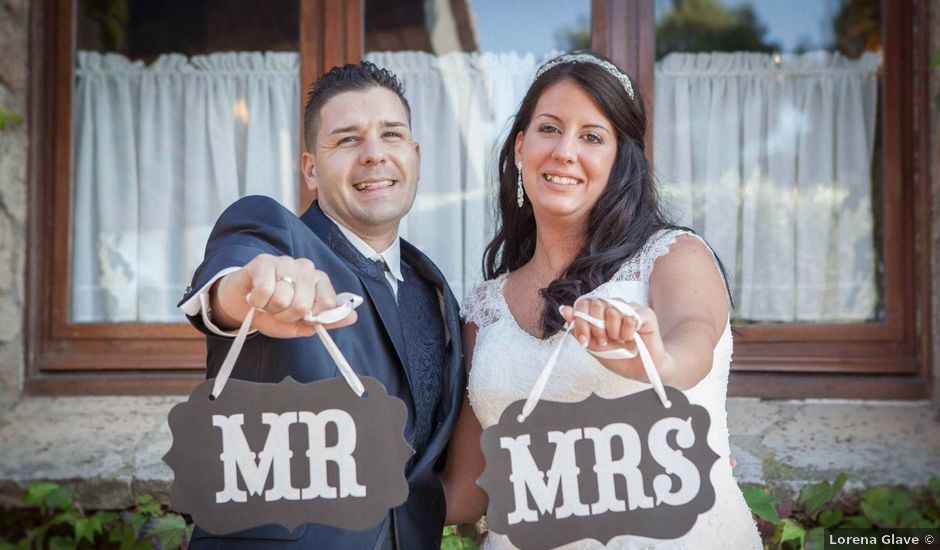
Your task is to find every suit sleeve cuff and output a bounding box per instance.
[179,267,258,338]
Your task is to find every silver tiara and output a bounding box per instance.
[534,54,635,100]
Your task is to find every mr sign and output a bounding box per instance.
[164,376,413,535]
[479,387,718,549]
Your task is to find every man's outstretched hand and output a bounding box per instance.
[210,254,357,338]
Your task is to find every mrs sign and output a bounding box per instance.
[479,387,719,549]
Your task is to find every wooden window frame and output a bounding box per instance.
[594,0,932,399]
[27,0,931,400]
[25,0,361,395]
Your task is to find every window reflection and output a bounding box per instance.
[71,0,300,323]
[363,0,592,303]
[653,0,884,323]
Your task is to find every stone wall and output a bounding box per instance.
[0,0,28,408]
[0,0,936,511]
[931,0,940,407]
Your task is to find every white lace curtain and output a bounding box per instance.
[364,51,546,302]
[73,48,880,324]
[72,51,299,322]
[654,51,881,322]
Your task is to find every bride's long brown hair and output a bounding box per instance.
[483,53,723,337]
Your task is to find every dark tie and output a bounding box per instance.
[370,258,394,295]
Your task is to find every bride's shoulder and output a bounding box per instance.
[611,228,704,283]
[460,275,508,329]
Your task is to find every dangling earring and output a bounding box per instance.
[516,161,524,208]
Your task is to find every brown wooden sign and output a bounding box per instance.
[163,376,413,535]
[479,387,718,549]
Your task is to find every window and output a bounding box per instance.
[353,0,930,398]
[71,0,301,324]
[642,0,930,398]
[27,0,360,394]
[29,0,929,398]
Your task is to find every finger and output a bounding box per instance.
[588,300,607,346]
[619,312,638,343]
[605,306,623,344]
[309,270,338,315]
[273,268,315,324]
[573,299,592,347]
[559,305,575,324]
[265,277,296,315]
[321,309,358,331]
[246,258,278,310]
[633,304,658,336]
[263,257,304,314]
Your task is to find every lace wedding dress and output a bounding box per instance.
[462,229,762,550]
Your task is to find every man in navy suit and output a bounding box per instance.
[178,62,464,549]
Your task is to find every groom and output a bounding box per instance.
[178,62,464,549]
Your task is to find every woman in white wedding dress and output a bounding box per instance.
[441,53,762,550]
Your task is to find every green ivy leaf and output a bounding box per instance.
[108,522,131,543]
[817,508,844,528]
[0,107,23,131]
[898,508,931,528]
[742,486,782,525]
[128,511,149,537]
[47,536,76,550]
[861,486,914,527]
[805,526,826,550]
[45,486,75,512]
[30,523,51,549]
[74,516,102,543]
[145,514,188,549]
[780,518,806,544]
[93,510,120,525]
[110,523,141,550]
[24,482,61,511]
[840,514,873,528]
[929,476,940,508]
[50,509,82,526]
[441,535,479,550]
[922,503,940,525]
[800,472,846,516]
[931,51,940,68]
[135,493,161,516]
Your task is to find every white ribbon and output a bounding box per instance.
[210,292,364,400]
[517,296,671,423]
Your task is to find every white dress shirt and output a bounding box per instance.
[179,212,404,337]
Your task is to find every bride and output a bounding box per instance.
[441,52,762,549]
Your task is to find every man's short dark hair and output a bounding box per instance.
[303,61,411,150]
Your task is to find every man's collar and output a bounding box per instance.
[322,210,404,282]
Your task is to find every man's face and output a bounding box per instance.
[302,87,420,243]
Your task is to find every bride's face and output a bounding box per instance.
[514,79,617,225]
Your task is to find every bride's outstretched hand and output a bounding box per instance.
[560,299,675,382]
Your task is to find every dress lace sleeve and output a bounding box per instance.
[460,278,504,329]
[610,228,721,293]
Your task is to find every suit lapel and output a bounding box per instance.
[300,203,410,376]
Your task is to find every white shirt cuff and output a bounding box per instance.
[179,267,257,338]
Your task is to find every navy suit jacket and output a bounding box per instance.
[178,196,464,549]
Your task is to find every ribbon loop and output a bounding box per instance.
[517,295,671,423]
[210,292,364,400]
